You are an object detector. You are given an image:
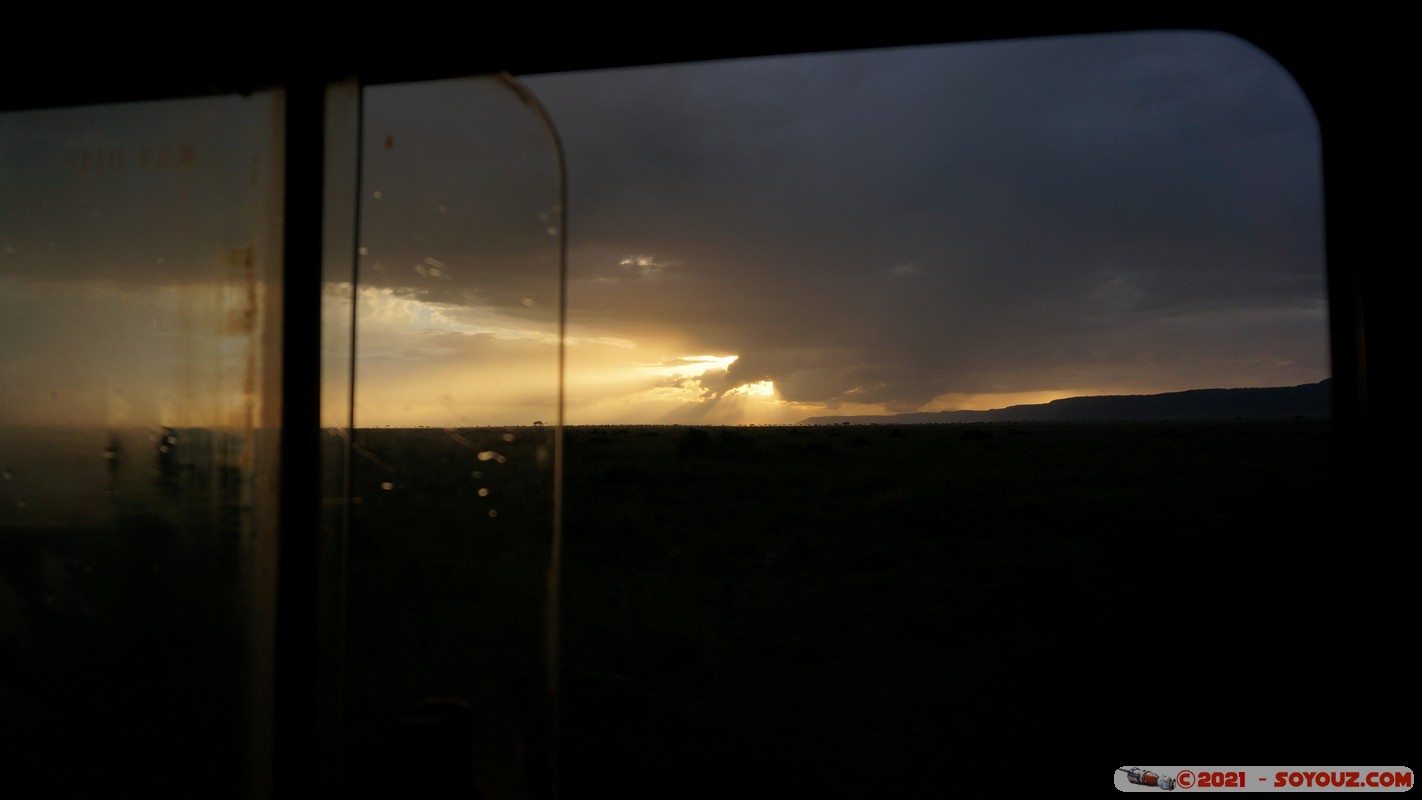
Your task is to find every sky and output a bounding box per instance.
[534,34,1326,425]
[0,31,1329,430]
[449,31,1329,426]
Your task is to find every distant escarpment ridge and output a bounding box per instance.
[800,379,1331,425]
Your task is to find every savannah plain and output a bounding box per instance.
[340,418,1350,796]
[4,417,1372,796]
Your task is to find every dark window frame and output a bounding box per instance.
[1,16,1390,795]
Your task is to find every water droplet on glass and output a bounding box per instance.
[501,433,515,442]
[372,190,383,199]
[477,487,489,497]
[380,481,394,491]
[2,468,11,481]
[477,450,499,462]
[471,470,482,479]
[520,297,535,307]
[488,509,498,518]
[416,257,451,280]
[358,246,369,256]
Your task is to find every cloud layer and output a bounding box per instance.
[519,32,1328,418]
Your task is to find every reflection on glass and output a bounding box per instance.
[0,94,282,798]
[337,75,563,798]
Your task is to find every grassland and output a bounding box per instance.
[4,418,1381,796]
[340,419,1349,797]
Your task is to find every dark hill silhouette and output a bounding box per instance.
[800,379,1330,425]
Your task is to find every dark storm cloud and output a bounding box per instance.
[356,78,564,321]
[522,31,1327,408]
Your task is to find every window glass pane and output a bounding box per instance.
[525,33,1327,426]
[517,32,1328,793]
[337,75,563,798]
[0,93,282,797]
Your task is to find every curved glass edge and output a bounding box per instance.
[332,73,565,799]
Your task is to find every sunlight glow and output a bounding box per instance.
[921,389,1116,412]
[645,354,737,377]
[333,284,559,428]
[725,380,775,398]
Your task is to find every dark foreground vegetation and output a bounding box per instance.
[0,427,255,798]
[4,419,1395,797]
[340,419,1380,798]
